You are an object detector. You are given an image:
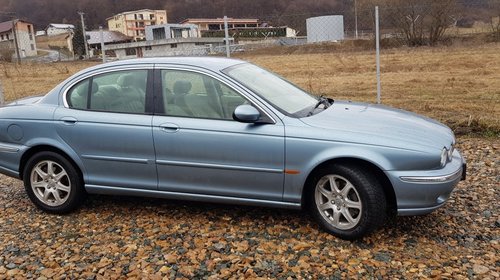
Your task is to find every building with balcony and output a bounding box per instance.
[107,9,168,41]
[180,18,259,31]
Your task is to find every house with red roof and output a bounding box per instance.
[0,19,37,58]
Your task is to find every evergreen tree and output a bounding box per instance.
[72,24,85,58]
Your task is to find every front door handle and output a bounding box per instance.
[159,123,179,133]
[60,116,78,125]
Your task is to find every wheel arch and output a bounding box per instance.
[301,157,397,216]
[19,145,84,182]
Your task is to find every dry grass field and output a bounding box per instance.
[238,42,500,137]
[0,42,499,136]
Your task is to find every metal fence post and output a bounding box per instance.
[99,26,106,63]
[224,16,230,58]
[0,80,4,105]
[375,6,381,104]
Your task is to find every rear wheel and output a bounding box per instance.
[23,151,85,214]
[308,164,386,240]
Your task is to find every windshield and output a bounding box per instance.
[223,63,318,116]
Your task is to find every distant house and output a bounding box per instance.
[105,37,225,59]
[45,23,75,36]
[107,9,168,41]
[145,24,200,41]
[180,18,296,39]
[0,19,37,58]
[86,30,132,47]
[180,18,259,31]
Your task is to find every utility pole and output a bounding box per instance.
[99,26,106,63]
[354,0,358,39]
[11,18,21,64]
[78,12,89,59]
[224,16,230,58]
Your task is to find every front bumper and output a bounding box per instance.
[386,149,466,216]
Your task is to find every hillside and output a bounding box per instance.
[0,0,493,31]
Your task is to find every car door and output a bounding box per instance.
[53,68,158,190]
[152,68,285,201]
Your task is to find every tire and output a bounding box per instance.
[23,151,86,214]
[308,164,386,240]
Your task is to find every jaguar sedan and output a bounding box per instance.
[0,57,465,239]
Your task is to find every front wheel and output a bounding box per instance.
[23,151,85,214]
[308,164,386,240]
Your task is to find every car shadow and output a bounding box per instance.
[79,194,459,244]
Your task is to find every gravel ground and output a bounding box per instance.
[0,137,498,279]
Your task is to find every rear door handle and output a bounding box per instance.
[60,116,78,125]
[159,123,179,133]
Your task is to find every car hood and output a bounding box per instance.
[300,101,454,151]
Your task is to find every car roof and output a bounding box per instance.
[93,56,245,72]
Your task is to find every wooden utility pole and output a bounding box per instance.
[78,12,89,59]
[11,19,21,64]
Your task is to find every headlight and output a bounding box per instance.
[440,148,448,167]
[448,145,454,161]
[440,144,454,167]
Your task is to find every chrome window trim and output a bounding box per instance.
[61,65,154,108]
[155,65,278,124]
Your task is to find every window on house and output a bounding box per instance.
[31,44,34,51]
[1,35,4,40]
[171,44,177,48]
[125,48,136,56]
[172,28,183,38]
[153,28,166,40]
[145,46,152,51]
[208,24,220,30]
[150,14,154,20]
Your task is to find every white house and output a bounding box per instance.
[45,23,75,36]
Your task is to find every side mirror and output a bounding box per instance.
[233,105,261,123]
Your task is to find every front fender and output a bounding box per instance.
[283,137,433,203]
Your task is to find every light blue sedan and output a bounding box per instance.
[0,57,465,239]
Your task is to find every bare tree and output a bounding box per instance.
[383,0,457,46]
[489,0,500,40]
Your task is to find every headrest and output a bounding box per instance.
[173,80,192,95]
[117,73,134,87]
